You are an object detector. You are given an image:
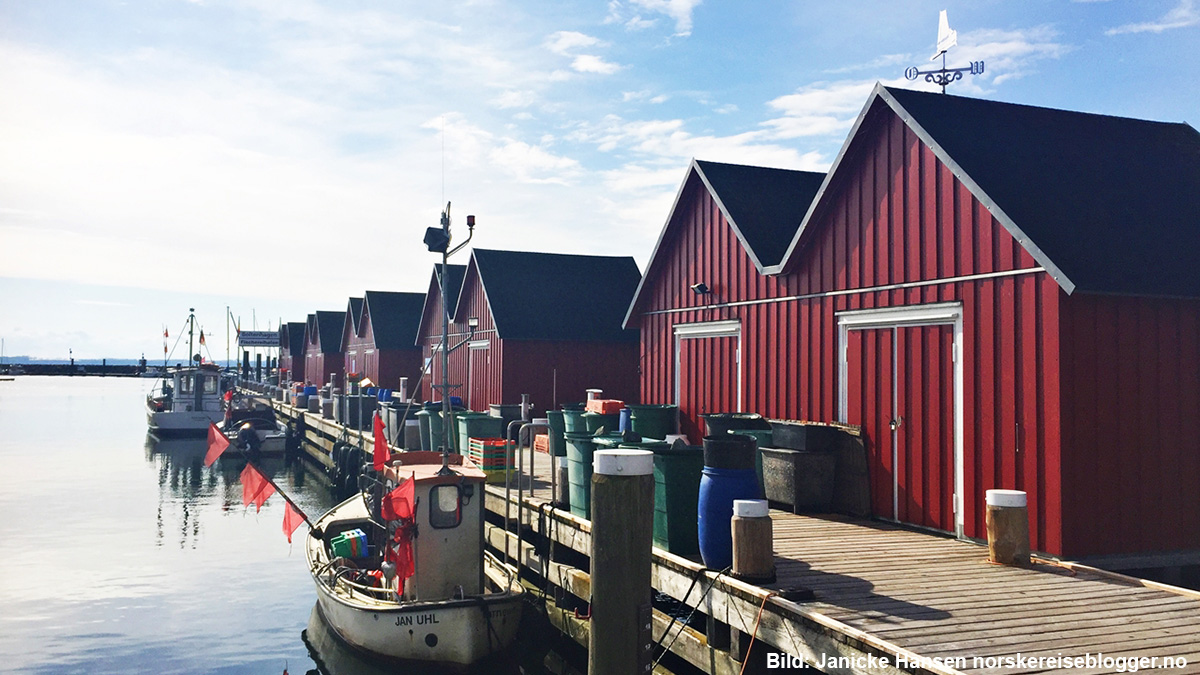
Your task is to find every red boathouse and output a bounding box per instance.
[626,84,1200,561]
[418,250,641,414]
[341,290,425,396]
[303,310,347,388]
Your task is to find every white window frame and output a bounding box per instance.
[673,319,742,411]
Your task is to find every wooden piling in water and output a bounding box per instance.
[589,449,654,675]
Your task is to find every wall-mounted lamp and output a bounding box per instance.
[467,317,479,328]
[690,282,711,295]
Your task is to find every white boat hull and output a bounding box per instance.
[313,577,522,670]
[146,407,224,435]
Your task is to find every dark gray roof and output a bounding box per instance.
[466,249,640,342]
[773,84,1200,297]
[694,160,826,269]
[888,85,1200,296]
[362,290,425,350]
[415,264,468,345]
[314,310,344,354]
[623,158,826,327]
[281,322,305,355]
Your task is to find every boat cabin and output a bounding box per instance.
[319,452,487,599]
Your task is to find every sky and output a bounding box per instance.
[1,0,1197,360]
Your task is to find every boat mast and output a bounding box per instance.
[188,308,196,367]
[427,203,474,473]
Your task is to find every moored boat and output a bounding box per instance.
[146,363,225,435]
[219,397,287,455]
[306,451,523,670]
[146,310,225,436]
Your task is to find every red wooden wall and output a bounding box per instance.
[1059,293,1200,557]
[417,282,474,405]
[345,311,422,395]
[631,103,1066,553]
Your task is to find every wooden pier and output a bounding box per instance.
[268,396,1200,674]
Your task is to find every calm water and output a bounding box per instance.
[0,377,531,674]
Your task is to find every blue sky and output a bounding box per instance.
[1,0,1197,359]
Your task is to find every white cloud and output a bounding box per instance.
[605,0,699,36]
[545,31,603,55]
[954,25,1069,87]
[492,90,536,109]
[571,54,621,75]
[1106,0,1199,34]
[627,0,702,36]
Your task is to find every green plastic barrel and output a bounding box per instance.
[564,432,598,519]
[428,407,464,453]
[582,411,621,434]
[562,405,587,434]
[647,443,703,555]
[457,412,505,454]
[415,404,439,452]
[627,404,678,439]
[546,410,567,457]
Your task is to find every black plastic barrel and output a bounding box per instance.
[700,412,771,437]
[701,434,756,469]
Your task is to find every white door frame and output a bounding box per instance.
[836,302,964,538]
[673,320,742,411]
[466,340,489,410]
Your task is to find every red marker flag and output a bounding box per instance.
[282,502,305,543]
[382,476,417,586]
[373,411,389,471]
[241,463,276,512]
[381,474,415,521]
[204,422,230,466]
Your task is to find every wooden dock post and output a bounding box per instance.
[732,499,775,583]
[589,449,654,675]
[986,489,1030,566]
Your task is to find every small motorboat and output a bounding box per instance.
[306,451,523,670]
[219,416,288,455]
[220,397,288,455]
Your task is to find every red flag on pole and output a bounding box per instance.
[204,422,230,466]
[163,327,168,338]
[373,411,389,471]
[241,463,276,512]
[283,502,305,543]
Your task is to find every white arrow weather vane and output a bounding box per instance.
[905,10,984,93]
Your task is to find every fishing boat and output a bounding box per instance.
[306,452,524,670]
[306,204,522,670]
[146,310,225,436]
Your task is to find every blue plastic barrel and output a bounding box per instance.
[378,388,391,402]
[697,466,760,570]
[366,387,378,397]
[618,408,631,433]
[450,396,463,408]
[304,385,318,395]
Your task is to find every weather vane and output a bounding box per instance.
[904,10,984,93]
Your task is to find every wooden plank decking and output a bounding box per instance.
[767,514,1200,673]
